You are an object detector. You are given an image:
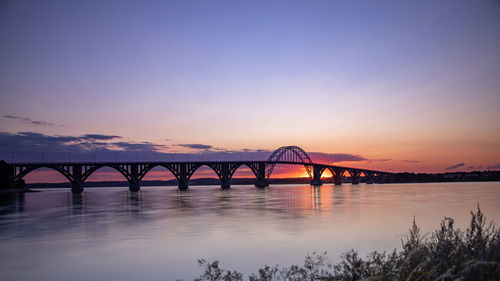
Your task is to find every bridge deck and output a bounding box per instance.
[4,146,392,192]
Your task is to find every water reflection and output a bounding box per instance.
[176,191,192,210]
[71,193,83,210]
[216,190,236,218]
[311,186,321,212]
[0,183,499,281]
[0,192,24,214]
[253,188,268,216]
[126,192,142,220]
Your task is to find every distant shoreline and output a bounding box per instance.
[25,171,500,188]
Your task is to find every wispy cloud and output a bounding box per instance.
[402,160,420,163]
[175,143,257,152]
[176,143,213,150]
[364,158,392,163]
[81,134,121,140]
[112,141,166,152]
[307,152,366,163]
[4,115,67,127]
[445,163,465,170]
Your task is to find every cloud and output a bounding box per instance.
[177,143,213,150]
[402,160,420,163]
[112,141,165,152]
[445,163,465,170]
[364,158,392,163]
[4,115,66,127]
[308,152,366,163]
[81,134,121,140]
[0,131,166,156]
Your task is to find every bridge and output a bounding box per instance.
[5,146,393,193]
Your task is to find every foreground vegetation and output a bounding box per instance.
[191,206,499,281]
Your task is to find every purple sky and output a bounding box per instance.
[1,0,499,174]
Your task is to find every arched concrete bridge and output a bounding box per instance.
[7,146,392,193]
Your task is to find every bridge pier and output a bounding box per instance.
[128,164,140,192]
[220,163,231,190]
[221,181,230,190]
[71,165,83,193]
[332,168,344,185]
[129,182,140,192]
[310,165,323,186]
[255,179,268,188]
[310,179,322,186]
[254,163,268,188]
[310,178,322,186]
[351,176,360,185]
[178,179,189,191]
[348,169,361,185]
[334,175,342,185]
[71,181,83,193]
[366,175,374,184]
[177,163,189,191]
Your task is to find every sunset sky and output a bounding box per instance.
[1,0,499,182]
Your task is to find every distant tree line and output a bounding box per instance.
[391,171,500,183]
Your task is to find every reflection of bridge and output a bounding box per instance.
[8,146,392,193]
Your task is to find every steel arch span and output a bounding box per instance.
[266,146,313,180]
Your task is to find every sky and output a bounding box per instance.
[1,0,500,182]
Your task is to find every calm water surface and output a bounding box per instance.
[1,182,499,280]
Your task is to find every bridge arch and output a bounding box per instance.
[15,165,74,183]
[266,146,313,180]
[184,163,231,189]
[81,164,132,184]
[320,167,334,179]
[228,162,260,179]
[138,164,180,183]
[187,163,224,181]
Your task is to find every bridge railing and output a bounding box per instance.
[2,151,274,164]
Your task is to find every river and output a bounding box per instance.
[1,182,499,280]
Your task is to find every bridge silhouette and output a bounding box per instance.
[8,146,392,193]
